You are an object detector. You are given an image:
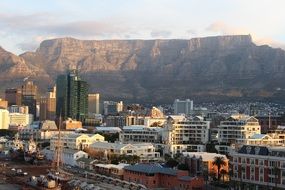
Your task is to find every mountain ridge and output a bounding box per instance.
[1,35,285,103]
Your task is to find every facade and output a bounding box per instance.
[5,88,22,106]
[123,163,204,190]
[120,125,162,143]
[56,70,88,122]
[162,115,210,155]
[256,115,283,133]
[144,117,166,127]
[173,99,193,115]
[231,145,285,189]
[88,93,100,114]
[217,114,261,144]
[90,142,160,162]
[9,113,33,127]
[50,133,105,150]
[0,109,10,129]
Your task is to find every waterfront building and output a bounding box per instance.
[123,163,205,190]
[50,133,105,150]
[90,142,160,162]
[231,145,285,189]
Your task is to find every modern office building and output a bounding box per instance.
[47,86,56,120]
[88,93,100,114]
[56,70,88,122]
[5,88,22,106]
[9,113,33,127]
[21,81,38,120]
[173,99,193,115]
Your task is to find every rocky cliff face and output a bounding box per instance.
[1,35,285,103]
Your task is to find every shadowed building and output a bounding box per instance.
[56,70,88,122]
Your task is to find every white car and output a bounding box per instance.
[11,168,16,171]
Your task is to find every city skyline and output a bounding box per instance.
[0,0,285,54]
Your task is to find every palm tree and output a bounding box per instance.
[220,169,228,183]
[212,156,226,182]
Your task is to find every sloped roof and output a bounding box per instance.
[124,163,178,176]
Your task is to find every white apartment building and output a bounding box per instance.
[9,113,33,127]
[217,114,261,144]
[119,125,162,143]
[236,133,285,148]
[173,99,193,115]
[162,115,210,155]
[90,142,160,162]
[50,133,105,150]
[0,109,9,129]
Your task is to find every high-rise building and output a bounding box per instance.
[0,109,10,129]
[56,70,88,122]
[88,93,100,114]
[173,99,193,115]
[47,86,56,120]
[39,96,47,121]
[5,88,22,106]
[21,81,38,120]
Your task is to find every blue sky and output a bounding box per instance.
[0,0,285,54]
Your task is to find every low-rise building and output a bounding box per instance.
[94,163,129,179]
[230,145,285,189]
[62,118,82,130]
[123,163,204,190]
[90,142,160,162]
[44,148,88,166]
[50,133,105,150]
[9,113,33,127]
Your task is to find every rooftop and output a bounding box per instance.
[124,163,178,176]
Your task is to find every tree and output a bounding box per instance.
[212,156,226,182]
[220,169,227,183]
[166,158,179,168]
[177,163,189,171]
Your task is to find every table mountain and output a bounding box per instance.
[2,35,285,103]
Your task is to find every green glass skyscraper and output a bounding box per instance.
[56,70,88,122]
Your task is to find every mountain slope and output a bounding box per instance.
[1,35,285,103]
